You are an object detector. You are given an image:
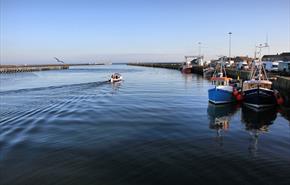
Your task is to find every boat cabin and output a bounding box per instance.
[211,77,232,86]
[243,80,272,91]
[111,73,121,79]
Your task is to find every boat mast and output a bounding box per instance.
[258,45,262,81]
[220,57,223,76]
[222,57,227,77]
[257,44,269,81]
[219,57,225,77]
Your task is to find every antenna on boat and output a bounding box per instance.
[265,33,270,54]
[222,56,227,77]
[255,43,269,81]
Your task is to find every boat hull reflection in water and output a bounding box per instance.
[242,106,277,131]
[207,103,238,130]
[241,106,278,156]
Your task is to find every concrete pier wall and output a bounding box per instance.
[273,77,290,106]
[129,62,290,88]
[273,76,290,92]
[129,63,253,80]
[128,63,181,70]
[0,64,69,73]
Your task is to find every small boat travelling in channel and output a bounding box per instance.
[110,73,123,83]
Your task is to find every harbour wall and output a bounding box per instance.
[0,63,104,73]
[0,64,69,73]
[273,76,290,107]
[128,63,252,79]
[128,63,181,70]
[128,63,280,81]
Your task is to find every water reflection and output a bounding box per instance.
[110,81,122,94]
[181,73,193,89]
[207,103,238,145]
[241,106,276,131]
[181,73,193,82]
[279,106,290,123]
[241,106,277,156]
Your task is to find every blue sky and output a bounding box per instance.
[1,0,290,64]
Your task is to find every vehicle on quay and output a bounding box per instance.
[237,61,249,70]
[263,61,280,72]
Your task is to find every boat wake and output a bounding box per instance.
[0,81,110,95]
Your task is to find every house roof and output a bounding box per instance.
[280,52,290,57]
[262,52,290,61]
[262,55,278,58]
[235,56,251,60]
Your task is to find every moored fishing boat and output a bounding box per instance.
[208,57,236,104]
[242,44,279,110]
[203,67,214,78]
[242,79,276,109]
[181,60,192,73]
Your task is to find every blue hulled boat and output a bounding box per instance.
[208,57,235,104]
[208,77,235,104]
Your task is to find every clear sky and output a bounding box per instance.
[1,0,290,64]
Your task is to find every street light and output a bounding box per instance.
[228,32,232,62]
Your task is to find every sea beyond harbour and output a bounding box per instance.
[0,64,290,185]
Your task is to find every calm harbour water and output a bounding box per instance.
[0,64,290,185]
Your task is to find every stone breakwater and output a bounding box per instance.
[0,63,105,73]
[128,63,251,79]
[128,63,181,70]
[128,63,280,80]
[0,64,69,73]
[273,76,290,106]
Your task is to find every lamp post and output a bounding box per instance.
[228,32,232,62]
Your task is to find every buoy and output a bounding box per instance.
[274,91,284,105]
[233,89,239,96]
[236,94,243,101]
[277,97,284,105]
